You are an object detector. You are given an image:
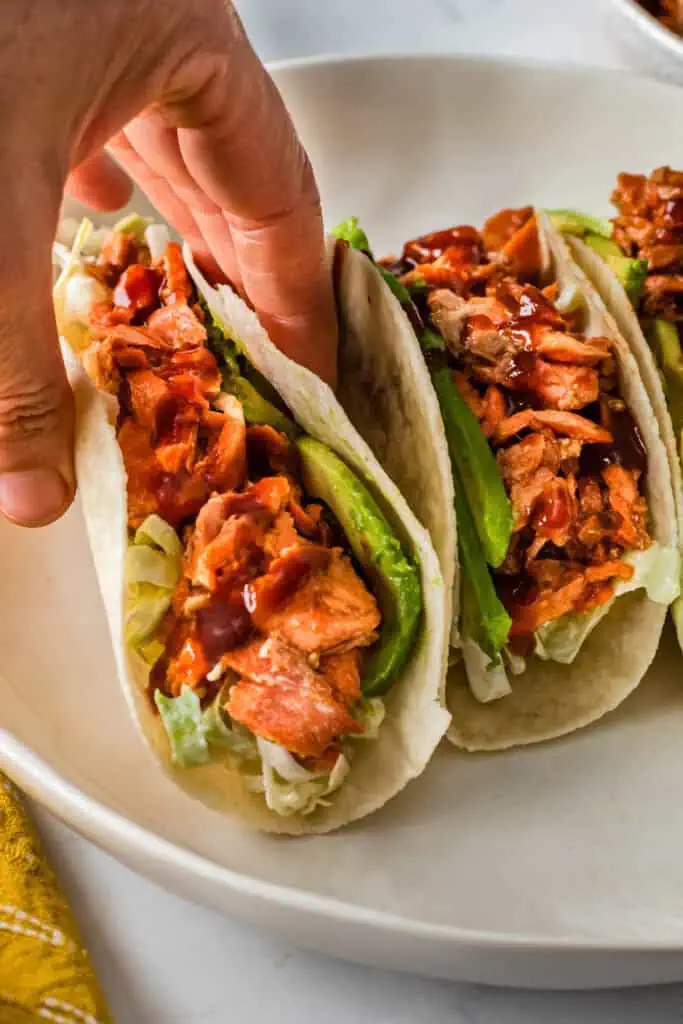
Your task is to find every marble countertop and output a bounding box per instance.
[34,0,683,1020]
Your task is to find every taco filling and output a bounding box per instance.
[55,217,422,816]
[334,211,670,701]
[547,167,683,647]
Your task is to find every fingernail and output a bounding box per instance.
[0,469,71,527]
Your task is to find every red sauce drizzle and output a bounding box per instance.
[196,590,253,664]
[113,265,162,321]
[245,547,331,630]
[402,226,484,267]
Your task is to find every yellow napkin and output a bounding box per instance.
[0,776,111,1023]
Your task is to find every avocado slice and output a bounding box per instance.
[228,377,298,439]
[453,462,511,662]
[428,361,513,568]
[200,299,299,439]
[546,209,613,239]
[296,436,422,698]
[647,319,683,437]
[583,233,648,307]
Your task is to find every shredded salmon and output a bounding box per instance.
[225,637,362,759]
[612,166,683,317]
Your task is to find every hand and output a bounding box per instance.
[0,0,337,527]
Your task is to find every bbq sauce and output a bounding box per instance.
[196,590,253,664]
[245,547,332,629]
[402,226,485,266]
[113,264,162,322]
[579,405,647,475]
[495,572,539,657]
[533,483,571,536]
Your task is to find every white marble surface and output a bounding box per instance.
[32,0,683,1020]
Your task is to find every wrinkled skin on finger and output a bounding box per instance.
[0,0,336,525]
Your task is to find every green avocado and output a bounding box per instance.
[453,462,511,662]
[429,364,513,568]
[584,233,648,307]
[229,377,298,439]
[546,209,613,239]
[648,319,683,437]
[200,299,299,439]
[296,436,422,698]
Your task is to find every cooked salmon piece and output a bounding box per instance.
[602,465,650,550]
[508,467,557,532]
[225,637,362,758]
[127,370,171,434]
[196,394,247,493]
[118,419,162,528]
[148,304,207,348]
[480,385,507,437]
[500,215,542,277]
[510,572,585,636]
[585,561,635,584]
[453,371,484,419]
[322,649,362,705]
[482,206,535,254]
[96,231,145,284]
[166,632,210,694]
[533,360,599,411]
[187,478,292,589]
[155,422,199,475]
[536,332,611,366]
[495,409,613,444]
[159,241,193,305]
[497,433,547,483]
[253,550,381,656]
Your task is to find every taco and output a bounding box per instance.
[332,208,679,751]
[52,213,450,833]
[547,168,683,648]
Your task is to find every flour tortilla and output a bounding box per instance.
[564,233,683,649]
[60,239,450,834]
[336,214,676,751]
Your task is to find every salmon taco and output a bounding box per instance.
[547,168,683,648]
[332,207,679,751]
[53,214,450,833]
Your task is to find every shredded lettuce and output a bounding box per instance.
[461,638,512,703]
[535,544,680,664]
[353,698,386,739]
[124,514,182,649]
[503,646,526,677]
[154,684,353,816]
[145,223,171,262]
[155,687,211,768]
[53,218,111,351]
[331,216,371,253]
[113,213,152,241]
[257,738,351,816]
[134,514,183,566]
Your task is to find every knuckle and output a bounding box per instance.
[0,381,65,446]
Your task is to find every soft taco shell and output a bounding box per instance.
[61,242,451,835]
[335,214,676,751]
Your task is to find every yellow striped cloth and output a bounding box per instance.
[0,776,111,1023]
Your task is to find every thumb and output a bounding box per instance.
[0,236,74,527]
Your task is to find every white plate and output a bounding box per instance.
[607,0,683,86]
[9,55,683,989]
